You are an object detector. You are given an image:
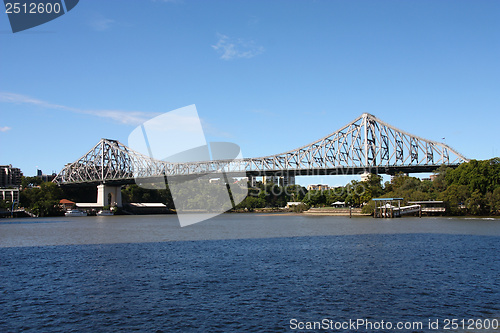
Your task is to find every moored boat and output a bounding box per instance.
[64,209,88,217]
[96,210,114,216]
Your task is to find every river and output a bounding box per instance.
[1,214,499,332]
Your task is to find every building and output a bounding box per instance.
[37,169,56,183]
[59,199,76,211]
[307,184,329,191]
[0,188,19,203]
[0,165,23,188]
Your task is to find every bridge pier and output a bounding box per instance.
[280,175,295,187]
[248,176,256,187]
[262,176,279,185]
[97,184,122,207]
[261,175,296,186]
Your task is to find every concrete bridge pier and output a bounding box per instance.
[97,184,122,207]
[261,175,296,186]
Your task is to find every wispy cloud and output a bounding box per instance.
[0,92,70,110]
[0,126,11,132]
[88,14,115,31]
[212,34,264,60]
[0,92,159,125]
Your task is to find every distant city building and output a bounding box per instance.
[0,165,23,188]
[307,184,329,191]
[37,169,56,183]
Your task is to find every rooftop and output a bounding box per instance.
[372,198,404,201]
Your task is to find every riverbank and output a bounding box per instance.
[303,207,371,216]
[4,205,499,219]
[229,207,371,217]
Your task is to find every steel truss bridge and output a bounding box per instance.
[53,113,468,185]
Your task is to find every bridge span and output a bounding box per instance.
[53,113,468,188]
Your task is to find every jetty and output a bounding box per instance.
[372,198,421,218]
[408,201,446,215]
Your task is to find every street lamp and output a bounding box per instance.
[11,200,17,218]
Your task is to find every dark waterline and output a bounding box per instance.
[1,215,499,332]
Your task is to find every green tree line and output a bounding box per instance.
[236,158,500,216]
[303,158,500,216]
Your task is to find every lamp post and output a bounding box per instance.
[11,200,17,218]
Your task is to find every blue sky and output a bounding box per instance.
[1,0,499,187]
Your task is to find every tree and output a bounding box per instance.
[286,185,308,201]
[365,174,384,198]
[0,200,10,210]
[303,190,326,207]
[345,180,365,207]
[439,184,469,215]
[485,187,500,215]
[446,158,500,195]
[20,182,63,217]
[325,187,347,205]
[390,172,410,191]
[466,190,487,215]
[235,196,266,210]
[431,165,450,192]
[21,176,42,188]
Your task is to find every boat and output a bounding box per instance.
[96,210,114,216]
[65,209,87,217]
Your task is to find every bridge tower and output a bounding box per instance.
[97,184,122,207]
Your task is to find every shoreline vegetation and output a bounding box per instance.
[1,158,499,218]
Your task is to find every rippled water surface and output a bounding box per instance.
[1,214,499,332]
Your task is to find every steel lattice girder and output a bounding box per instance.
[53,113,469,185]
